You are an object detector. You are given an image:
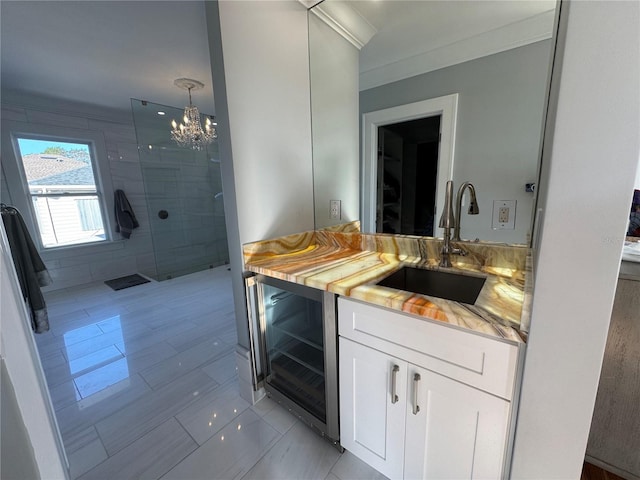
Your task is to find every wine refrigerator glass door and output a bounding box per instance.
[255,276,338,444]
[262,281,326,420]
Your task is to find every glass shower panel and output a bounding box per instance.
[131,99,229,280]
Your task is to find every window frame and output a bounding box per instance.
[1,121,115,251]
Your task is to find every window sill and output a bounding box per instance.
[39,238,127,257]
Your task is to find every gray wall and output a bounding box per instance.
[0,91,157,290]
[360,40,552,244]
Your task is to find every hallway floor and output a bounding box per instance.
[36,266,386,480]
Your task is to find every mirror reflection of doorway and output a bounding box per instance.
[362,94,457,236]
[377,115,441,236]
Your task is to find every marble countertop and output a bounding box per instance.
[243,226,530,344]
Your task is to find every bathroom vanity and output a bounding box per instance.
[243,225,531,479]
[338,298,522,479]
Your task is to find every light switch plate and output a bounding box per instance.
[492,200,516,229]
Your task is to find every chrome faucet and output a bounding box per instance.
[438,180,479,267]
[438,181,460,267]
[452,182,479,241]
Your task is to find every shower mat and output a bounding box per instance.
[104,274,150,291]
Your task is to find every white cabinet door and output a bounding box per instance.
[404,365,511,480]
[339,337,407,479]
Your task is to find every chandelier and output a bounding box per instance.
[170,78,217,151]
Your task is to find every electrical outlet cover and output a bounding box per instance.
[492,200,516,229]
[498,207,510,223]
[330,200,341,219]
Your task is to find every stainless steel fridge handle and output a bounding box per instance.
[412,373,421,415]
[391,364,400,404]
[244,274,263,389]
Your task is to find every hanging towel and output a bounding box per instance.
[1,207,52,333]
[114,189,139,239]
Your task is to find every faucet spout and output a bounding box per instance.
[439,180,456,229]
[453,182,479,241]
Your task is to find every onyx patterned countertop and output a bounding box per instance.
[243,225,531,344]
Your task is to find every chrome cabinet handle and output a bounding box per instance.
[391,365,400,404]
[413,373,421,415]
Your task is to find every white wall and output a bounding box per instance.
[207,0,314,404]
[309,13,360,228]
[511,1,640,477]
[206,0,314,358]
[1,92,157,290]
[1,224,69,479]
[1,360,41,479]
[216,0,314,245]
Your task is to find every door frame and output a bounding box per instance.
[361,94,458,234]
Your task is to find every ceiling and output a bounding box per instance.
[0,1,557,116]
[0,1,216,114]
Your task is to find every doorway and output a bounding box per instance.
[362,94,458,235]
[377,116,441,235]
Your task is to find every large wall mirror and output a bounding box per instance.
[308,0,559,245]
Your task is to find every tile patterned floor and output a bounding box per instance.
[37,266,387,480]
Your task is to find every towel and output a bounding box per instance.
[2,208,52,333]
[114,189,139,239]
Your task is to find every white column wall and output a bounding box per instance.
[206,0,314,399]
[1,224,69,479]
[511,1,640,477]
[216,0,314,245]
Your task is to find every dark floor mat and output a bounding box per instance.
[104,274,150,291]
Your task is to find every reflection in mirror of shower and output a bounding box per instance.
[130,98,229,281]
[377,116,440,236]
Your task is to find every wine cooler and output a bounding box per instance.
[245,274,340,448]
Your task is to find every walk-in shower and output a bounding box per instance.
[131,99,229,280]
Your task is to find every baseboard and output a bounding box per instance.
[585,455,640,480]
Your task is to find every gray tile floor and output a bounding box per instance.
[36,266,386,480]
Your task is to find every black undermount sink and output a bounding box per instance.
[375,267,486,305]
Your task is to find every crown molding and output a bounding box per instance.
[306,1,377,50]
[298,0,323,8]
[360,10,556,91]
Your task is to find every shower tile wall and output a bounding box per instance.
[138,143,228,280]
[0,99,157,291]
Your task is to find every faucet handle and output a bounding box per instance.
[451,243,468,257]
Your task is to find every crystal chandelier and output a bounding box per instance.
[170,78,217,151]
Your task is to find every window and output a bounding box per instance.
[13,137,108,248]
